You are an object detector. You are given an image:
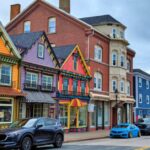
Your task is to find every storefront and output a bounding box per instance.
[59,99,88,132]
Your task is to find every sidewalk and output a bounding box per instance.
[64,129,110,143]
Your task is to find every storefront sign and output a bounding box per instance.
[88,104,95,112]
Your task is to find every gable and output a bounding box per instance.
[61,45,91,77]
[0,22,21,59]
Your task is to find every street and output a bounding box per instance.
[37,136,150,150]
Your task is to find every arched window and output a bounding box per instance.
[127,59,131,72]
[120,80,125,93]
[24,21,31,33]
[94,72,102,91]
[112,51,117,66]
[94,45,102,62]
[120,54,125,67]
[112,79,117,92]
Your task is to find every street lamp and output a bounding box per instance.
[115,89,118,125]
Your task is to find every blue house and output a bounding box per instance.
[134,69,150,121]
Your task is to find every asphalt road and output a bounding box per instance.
[37,136,150,150]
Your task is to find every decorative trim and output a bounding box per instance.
[0,54,18,64]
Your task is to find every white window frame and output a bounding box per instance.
[94,72,102,91]
[127,59,130,72]
[146,95,150,104]
[112,28,117,38]
[38,44,45,59]
[139,94,142,103]
[24,21,31,33]
[127,81,130,96]
[120,80,124,93]
[146,80,149,89]
[139,77,142,87]
[42,75,53,90]
[112,52,117,66]
[120,54,125,67]
[94,45,102,62]
[48,17,56,33]
[112,80,117,92]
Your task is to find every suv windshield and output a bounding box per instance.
[9,118,38,128]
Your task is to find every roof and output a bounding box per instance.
[10,31,44,51]
[134,69,150,78]
[53,44,76,61]
[0,87,26,97]
[24,91,55,104]
[0,21,21,59]
[80,15,126,28]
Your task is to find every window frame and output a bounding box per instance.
[112,80,117,92]
[94,72,102,91]
[127,81,130,96]
[139,78,142,87]
[112,28,117,38]
[24,21,31,33]
[139,94,142,103]
[146,95,150,104]
[42,75,53,90]
[120,80,124,93]
[37,43,45,59]
[94,45,102,62]
[73,80,78,94]
[73,56,78,70]
[120,54,125,67]
[48,17,56,34]
[63,78,69,93]
[146,80,149,89]
[112,52,117,66]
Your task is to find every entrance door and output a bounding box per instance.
[112,108,117,126]
[70,107,78,128]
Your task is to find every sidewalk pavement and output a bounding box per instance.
[64,129,110,143]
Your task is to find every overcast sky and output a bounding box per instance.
[0,0,150,73]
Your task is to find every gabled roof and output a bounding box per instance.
[80,15,126,29]
[0,21,21,59]
[53,44,91,77]
[10,31,60,67]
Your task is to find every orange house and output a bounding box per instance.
[0,22,25,128]
[54,45,91,132]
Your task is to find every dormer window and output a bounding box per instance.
[48,17,56,33]
[24,21,31,33]
[38,44,44,59]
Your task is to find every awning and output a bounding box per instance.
[0,87,26,97]
[70,98,87,107]
[24,91,55,104]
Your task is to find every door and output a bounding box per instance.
[112,108,117,126]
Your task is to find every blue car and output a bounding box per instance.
[110,123,141,138]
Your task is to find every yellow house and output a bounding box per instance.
[0,22,25,128]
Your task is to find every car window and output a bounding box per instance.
[45,118,56,126]
[36,119,45,127]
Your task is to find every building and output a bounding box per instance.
[10,31,60,118]
[53,44,91,132]
[0,22,25,128]
[6,0,110,130]
[134,69,150,121]
[81,15,136,125]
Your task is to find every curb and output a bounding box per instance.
[64,136,109,143]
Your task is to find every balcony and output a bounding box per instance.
[23,83,55,92]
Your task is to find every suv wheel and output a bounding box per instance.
[53,134,63,148]
[21,136,32,150]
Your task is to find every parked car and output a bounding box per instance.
[0,117,64,150]
[110,123,141,138]
[135,118,150,135]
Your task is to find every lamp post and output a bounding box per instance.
[115,89,118,125]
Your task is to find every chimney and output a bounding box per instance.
[59,0,70,13]
[10,4,21,20]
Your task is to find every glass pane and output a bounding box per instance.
[79,106,87,127]
[0,106,12,123]
[59,105,68,128]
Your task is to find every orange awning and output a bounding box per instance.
[70,98,87,107]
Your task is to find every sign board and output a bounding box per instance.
[88,104,95,112]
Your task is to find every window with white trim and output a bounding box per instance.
[139,78,142,87]
[146,80,149,89]
[48,17,56,33]
[146,95,150,104]
[24,21,31,33]
[94,72,102,91]
[0,64,11,86]
[112,52,117,66]
[112,28,117,38]
[112,80,117,92]
[42,75,53,90]
[94,45,102,62]
[127,60,130,72]
[139,94,142,103]
[120,54,125,67]
[120,80,124,93]
[127,81,130,96]
[38,44,45,59]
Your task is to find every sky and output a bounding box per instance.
[0,0,150,73]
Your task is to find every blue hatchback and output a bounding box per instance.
[110,123,141,138]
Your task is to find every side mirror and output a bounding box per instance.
[36,124,43,129]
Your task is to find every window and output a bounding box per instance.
[112,52,117,66]
[24,21,31,33]
[120,80,124,92]
[139,78,142,87]
[146,80,149,89]
[48,17,56,33]
[139,110,143,117]
[127,82,130,96]
[25,72,38,89]
[79,106,87,127]
[112,29,116,38]
[120,54,125,67]
[74,56,77,70]
[33,104,43,117]
[94,45,102,62]
[146,95,150,104]
[42,75,53,91]
[139,94,142,103]
[94,72,102,91]
[120,31,124,38]
[81,82,85,95]
[0,99,13,124]
[0,64,11,86]
[38,44,44,59]
[73,80,78,94]
[127,60,130,72]
[112,80,117,92]
[63,78,68,94]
